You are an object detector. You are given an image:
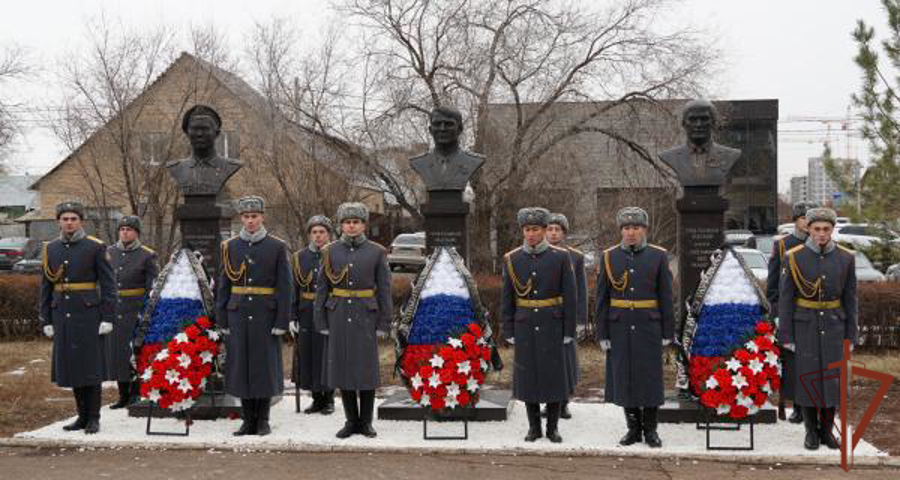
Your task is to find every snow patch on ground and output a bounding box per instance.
[14,396,886,462]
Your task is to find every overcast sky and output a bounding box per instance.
[0,0,889,192]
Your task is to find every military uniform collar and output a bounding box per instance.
[239,226,268,244]
[689,140,711,155]
[620,237,648,253]
[60,228,87,244]
[308,242,325,253]
[522,239,549,255]
[804,237,835,255]
[116,239,142,252]
[341,233,367,248]
[190,155,217,168]
[791,230,808,242]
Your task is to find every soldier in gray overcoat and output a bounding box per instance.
[216,196,293,436]
[40,201,116,434]
[595,207,674,448]
[290,215,335,415]
[545,213,586,420]
[105,215,159,409]
[501,207,577,443]
[314,202,392,439]
[779,207,857,451]
[766,200,818,424]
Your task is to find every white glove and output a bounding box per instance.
[99,322,113,335]
[563,336,574,345]
[376,330,388,339]
[850,343,855,352]
[505,337,515,345]
[272,328,287,336]
[784,343,795,352]
[43,325,54,338]
[662,339,672,347]
[599,340,611,351]
[289,321,300,336]
[319,330,330,335]
[220,328,231,336]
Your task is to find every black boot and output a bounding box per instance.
[304,392,324,414]
[803,406,820,450]
[321,390,335,415]
[788,406,804,424]
[336,390,359,439]
[560,400,572,420]
[545,402,563,443]
[619,408,643,446]
[524,403,543,442]
[83,385,101,435]
[256,398,272,436]
[357,390,377,437]
[63,387,87,431]
[110,382,131,409]
[234,399,257,436]
[642,407,661,448]
[819,407,840,450]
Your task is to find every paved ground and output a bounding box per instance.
[1,447,897,479]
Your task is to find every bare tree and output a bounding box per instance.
[50,17,235,255]
[0,45,30,173]
[341,0,717,271]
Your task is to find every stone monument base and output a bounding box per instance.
[658,394,777,424]
[377,389,513,422]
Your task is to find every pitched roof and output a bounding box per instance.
[30,52,360,191]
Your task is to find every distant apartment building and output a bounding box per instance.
[789,175,808,204]
[807,157,861,206]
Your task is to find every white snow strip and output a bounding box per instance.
[2,367,25,376]
[703,252,760,306]
[158,251,202,300]
[420,250,470,300]
[14,398,886,463]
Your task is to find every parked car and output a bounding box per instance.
[777,223,795,236]
[855,250,886,282]
[723,229,754,247]
[0,237,38,270]
[12,245,42,274]
[752,234,777,259]
[833,224,900,248]
[733,247,768,282]
[387,232,426,271]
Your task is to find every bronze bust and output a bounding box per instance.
[410,106,484,192]
[658,99,741,189]
[166,105,243,198]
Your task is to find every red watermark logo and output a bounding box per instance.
[800,340,895,472]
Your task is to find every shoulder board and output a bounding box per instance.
[504,246,522,258]
[141,245,156,255]
[786,244,804,256]
[268,234,287,245]
[566,246,584,255]
[86,235,104,245]
[602,245,618,253]
[463,149,485,159]
[369,241,387,251]
[223,157,244,166]
[837,244,856,254]
[648,244,667,252]
[549,245,568,252]
[409,151,429,161]
[164,159,181,167]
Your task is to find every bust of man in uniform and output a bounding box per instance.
[410,106,485,192]
[658,99,741,190]
[166,105,244,199]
